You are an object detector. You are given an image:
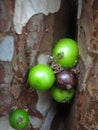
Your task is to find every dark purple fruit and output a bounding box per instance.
[55,70,77,90]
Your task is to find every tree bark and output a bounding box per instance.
[65,0,98,129]
[1,0,98,130]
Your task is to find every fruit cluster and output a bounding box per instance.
[28,38,79,103]
[9,38,79,130]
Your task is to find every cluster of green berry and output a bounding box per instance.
[28,38,79,103]
[9,38,79,130]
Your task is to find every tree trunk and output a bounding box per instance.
[65,0,98,130]
[0,0,98,130]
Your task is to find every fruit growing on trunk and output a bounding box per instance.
[9,108,29,129]
[55,70,77,90]
[51,86,75,103]
[52,38,79,69]
[28,64,55,90]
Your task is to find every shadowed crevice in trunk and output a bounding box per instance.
[50,0,78,130]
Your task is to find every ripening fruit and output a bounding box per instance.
[55,70,77,90]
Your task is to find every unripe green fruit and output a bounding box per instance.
[9,109,29,129]
[52,38,79,69]
[28,64,55,90]
[51,86,75,103]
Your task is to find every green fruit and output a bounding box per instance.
[9,109,29,130]
[28,64,55,90]
[51,86,75,103]
[52,38,79,69]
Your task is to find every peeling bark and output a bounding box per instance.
[1,0,98,130]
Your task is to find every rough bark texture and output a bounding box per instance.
[0,0,98,130]
[65,0,98,130]
[0,0,69,129]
